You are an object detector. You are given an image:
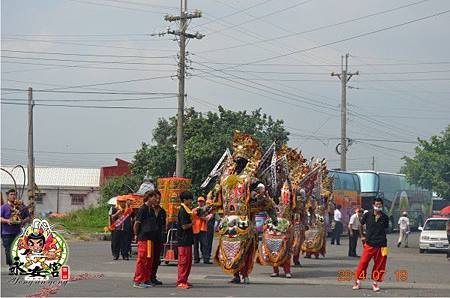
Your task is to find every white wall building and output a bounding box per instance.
[1,166,100,214]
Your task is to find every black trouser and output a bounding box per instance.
[205,219,215,261]
[331,221,343,245]
[348,229,359,256]
[2,234,17,266]
[111,230,131,258]
[193,231,207,262]
[447,233,450,258]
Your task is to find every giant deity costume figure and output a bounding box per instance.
[256,145,293,274]
[300,159,333,259]
[208,131,276,284]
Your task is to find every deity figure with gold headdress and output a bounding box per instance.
[300,159,333,259]
[208,131,275,284]
[256,145,296,277]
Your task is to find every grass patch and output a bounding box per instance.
[48,205,109,234]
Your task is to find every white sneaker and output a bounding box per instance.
[372,282,380,292]
[352,280,360,290]
[270,273,279,277]
[285,273,292,278]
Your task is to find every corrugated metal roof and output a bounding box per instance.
[0,166,100,188]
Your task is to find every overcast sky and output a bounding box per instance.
[1,0,449,173]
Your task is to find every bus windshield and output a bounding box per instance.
[355,172,379,193]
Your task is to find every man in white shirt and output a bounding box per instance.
[348,208,363,257]
[331,205,343,245]
[397,211,410,248]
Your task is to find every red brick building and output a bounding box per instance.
[100,158,131,186]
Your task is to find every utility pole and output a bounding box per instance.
[331,54,358,171]
[371,156,375,171]
[27,87,35,216]
[165,0,203,177]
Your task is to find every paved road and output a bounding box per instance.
[2,232,449,297]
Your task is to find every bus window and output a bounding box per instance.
[332,175,341,190]
[355,172,379,193]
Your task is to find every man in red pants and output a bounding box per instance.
[177,191,194,289]
[353,198,389,292]
[149,190,166,285]
[133,190,166,288]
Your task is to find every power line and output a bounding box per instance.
[1,102,176,110]
[64,0,171,14]
[1,79,174,96]
[2,37,174,52]
[1,55,175,66]
[190,59,450,67]
[197,0,431,54]
[2,147,136,155]
[192,61,340,115]
[1,88,176,95]
[358,78,450,82]
[204,9,450,72]
[1,61,176,74]
[99,0,177,10]
[1,95,177,102]
[2,33,149,37]
[361,69,450,75]
[357,140,413,154]
[1,49,174,59]
[191,0,274,29]
[22,75,172,90]
[206,0,314,35]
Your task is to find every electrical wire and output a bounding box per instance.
[1,49,173,59]
[1,88,176,95]
[203,9,450,72]
[197,0,431,54]
[0,102,176,110]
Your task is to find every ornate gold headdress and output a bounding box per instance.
[232,131,261,161]
[285,148,308,186]
[230,131,262,176]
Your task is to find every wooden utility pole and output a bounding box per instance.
[165,0,203,177]
[27,87,35,216]
[331,54,358,171]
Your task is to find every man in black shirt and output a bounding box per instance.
[109,197,133,260]
[353,198,389,292]
[132,190,166,288]
[176,191,194,289]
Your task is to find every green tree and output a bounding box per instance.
[131,106,289,195]
[401,125,450,198]
[100,175,142,205]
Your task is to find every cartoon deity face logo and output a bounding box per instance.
[10,218,69,280]
[26,233,45,254]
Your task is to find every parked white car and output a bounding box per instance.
[418,217,449,253]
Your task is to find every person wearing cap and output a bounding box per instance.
[109,196,133,260]
[348,208,364,257]
[192,196,208,264]
[397,211,410,248]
